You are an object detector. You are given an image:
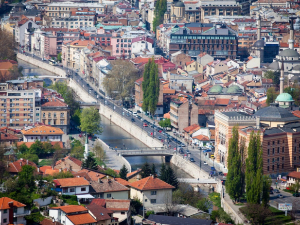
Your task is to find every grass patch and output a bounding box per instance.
[208,192,221,208]
[61,195,79,205]
[39,159,53,166]
[283,189,294,194]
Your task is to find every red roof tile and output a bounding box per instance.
[85,204,113,221]
[41,98,68,107]
[114,178,130,186]
[54,177,89,187]
[288,171,300,179]
[130,176,174,191]
[8,159,37,173]
[17,141,63,149]
[66,213,97,224]
[55,156,82,167]
[183,124,200,133]
[50,205,87,214]
[126,169,141,178]
[40,218,62,225]
[193,134,209,141]
[0,197,26,210]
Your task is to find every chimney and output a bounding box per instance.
[289,17,295,50]
[8,202,13,224]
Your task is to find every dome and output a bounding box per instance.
[275,93,294,102]
[268,61,279,70]
[209,85,223,94]
[227,85,240,94]
[278,49,300,57]
[253,39,264,48]
[174,1,185,7]
[254,103,298,122]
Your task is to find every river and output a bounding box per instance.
[18,59,191,178]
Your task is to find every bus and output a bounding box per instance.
[49,59,57,65]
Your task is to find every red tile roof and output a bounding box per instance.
[54,177,89,187]
[55,156,82,167]
[0,197,26,210]
[40,218,63,225]
[288,171,300,179]
[50,205,87,214]
[130,176,174,191]
[21,125,64,135]
[8,159,37,173]
[41,98,68,107]
[183,124,200,133]
[89,198,106,207]
[193,134,209,141]
[105,199,130,211]
[90,179,129,193]
[126,169,141,178]
[74,169,106,181]
[85,204,113,221]
[185,60,194,66]
[292,110,300,118]
[17,141,63,149]
[67,213,97,224]
[114,178,130,186]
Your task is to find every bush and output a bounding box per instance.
[146,210,155,218]
[61,195,78,205]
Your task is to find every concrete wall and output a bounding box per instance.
[99,103,164,149]
[17,53,66,77]
[33,196,53,207]
[68,79,96,103]
[221,194,246,225]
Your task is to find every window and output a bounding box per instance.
[69,188,75,192]
[267,166,269,171]
[3,219,7,223]
[107,193,111,198]
[121,212,125,215]
[268,149,269,155]
[282,147,284,152]
[151,191,157,195]
[272,148,274,154]
[277,147,279,153]
[150,199,156,204]
[278,140,280,144]
[268,142,270,145]
[282,157,284,160]
[273,141,275,145]
[4,209,7,214]
[81,187,86,192]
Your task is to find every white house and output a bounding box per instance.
[96,58,112,94]
[53,177,90,195]
[49,205,96,225]
[0,197,30,225]
[15,19,39,48]
[21,125,64,143]
[192,128,212,147]
[130,176,174,207]
[131,36,155,56]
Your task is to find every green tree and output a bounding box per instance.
[196,198,212,213]
[119,165,129,180]
[151,164,157,176]
[18,153,39,165]
[266,87,278,106]
[18,143,29,153]
[57,52,62,62]
[72,108,81,125]
[284,85,300,105]
[80,107,102,135]
[152,0,167,32]
[43,141,54,154]
[93,140,106,166]
[141,162,152,178]
[159,163,167,181]
[159,118,171,127]
[226,126,243,202]
[18,165,36,192]
[29,140,45,156]
[246,131,263,204]
[261,175,272,207]
[71,145,84,160]
[82,154,98,170]
[52,171,74,179]
[165,165,178,189]
[264,70,280,86]
[0,29,16,60]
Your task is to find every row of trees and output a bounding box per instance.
[142,58,160,116]
[152,0,167,32]
[226,127,271,207]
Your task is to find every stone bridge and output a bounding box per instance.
[117,149,173,160]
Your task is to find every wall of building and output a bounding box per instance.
[130,188,173,207]
[103,191,129,200]
[17,53,66,77]
[33,196,53,207]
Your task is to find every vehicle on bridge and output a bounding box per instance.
[49,59,57,65]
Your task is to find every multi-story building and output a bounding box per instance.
[0,197,30,225]
[14,19,39,47]
[41,97,70,134]
[170,99,198,132]
[21,125,64,143]
[49,16,95,29]
[0,89,41,129]
[166,24,238,59]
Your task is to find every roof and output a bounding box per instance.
[126,169,141,178]
[253,39,264,47]
[40,219,63,225]
[183,124,200,133]
[174,1,185,7]
[85,204,112,221]
[193,135,209,141]
[114,178,130,186]
[279,49,300,57]
[90,179,129,193]
[130,176,174,191]
[275,93,294,102]
[148,214,212,225]
[74,169,106,181]
[89,198,106,207]
[288,171,300,179]
[269,61,279,70]
[66,213,97,225]
[50,205,87,213]
[21,125,64,135]
[292,110,300,118]
[0,197,26,210]
[17,141,63,149]
[105,199,130,211]
[41,98,68,107]
[54,177,89,187]
[55,156,82,167]
[209,85,223,94]
[8,159,37,173]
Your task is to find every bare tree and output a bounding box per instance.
[0,29,16,60]
[93,140,106,163]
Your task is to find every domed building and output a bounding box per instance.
[169,1,185,22]
[275,93,295,110]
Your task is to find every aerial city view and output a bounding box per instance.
[2,0,300,224]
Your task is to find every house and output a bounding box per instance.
[0,197,30,225]
[86,203,119,225]
[72,169,106,182]
[131,36,155,56]
[40,218,63,225]
[184,61,203,74]
[126,169,142,183]
[0,128,20,147]
[49,205,96,225]
[130,176,174,207]
[55,156,83,172]
[89,199,131,225]
[20,125,64,144]
[287,171,300,187]
[89,179,130,200]
[170,51,191,68]
[147,214,213,225]
[7,158,38,175]
[183,124,200,140]
[53,177,89,196]
[114,178,131,187]
[196,52,214,66]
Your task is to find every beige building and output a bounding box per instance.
[55,156,83,172]
[170,99,198,132]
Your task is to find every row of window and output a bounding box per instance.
[116,39,132,43]
[267,147,285,155]
[116,44,131,48]
[43,113,65,117]
[267,164,284,171]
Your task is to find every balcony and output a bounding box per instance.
[13,210,30,217]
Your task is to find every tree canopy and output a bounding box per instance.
[141,162,152,178]
[80,107,102,135]
[0,29,16,60]
[119,165,129,180]
[153,0,167,32]
[266,87,278,106]
[159,119,171,127]
[82,154,98,170]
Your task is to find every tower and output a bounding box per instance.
[289,18,295,50]
[84,134,89,159]
[164,12,170,24]
[280,60,284,94]
[257,14,261,41]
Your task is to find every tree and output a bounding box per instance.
[142,58,160,116]
[266,87,278,106]
[240,203,272,225]
[119,165,129,180]
[165,165,179,189]
[159,119,171,127]
[151,164,157,176]
[57,52,62,62]
[262,175,272,208]
[159,163,167,181]
[71,145,84,160]
[18,165,36,192]
[141,162,152,178]
[0,29,16,60]
[80,107,102,135]
[82,154,98,170]
[93,140,106,165]
[18,143,29,153]
[103,60,139,100]
[72,108,81,125]
[225,126,243,202]
[246,131,263,204]
[284,85,300,105]
[152,0,167,32]
[29,140,45,156]
[264,70,280,86]
[196,198,212,213]
[290,179,300,193]
[18,153,39,165]
[0,65,23,82]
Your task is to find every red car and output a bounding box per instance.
[143,123,148,127]
[158,130,162,133]
[79,134,83,137]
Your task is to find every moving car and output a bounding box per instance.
[293,193,300,197]
[203,161,208,165]
[143,123,148,127]
[190,158,195,162]
[186,150,191,154]
[131,118,135,122]
[278,194,283,198]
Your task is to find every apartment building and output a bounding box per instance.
[41,97,70,134]
[49,16,95,29]
[170,99,198,132]
[0,89,41,129]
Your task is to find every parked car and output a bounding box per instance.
[270,190,274,195]
[274,189,280,193]
[186,150,191,154]
[158,137,162,140]
[190,158,195,162]
[133,112,137,116]
[137,110,141,113]
[137,115,142,120]
[293,193,300,197]
[143,123,148,127]
[179,149,184,154]
[131,118,135,122]
[218,172,224,176]
[278,194,283,198]
[203,161,208,165]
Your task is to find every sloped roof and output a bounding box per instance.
[40,218,63,225]
[17,141,63,149]
[183,124,200,133]
[105,199,130,211]
[193,135,209,141]
[50,205,87,214]
[130,176,174,191]
[126,169,141,178]
[85,204,112,221]
[8,159,37,173]
[67,213,97,224]
[0,197,26,210]
[74,169,106,181]
[55,156,82,167]
[288,171,300,179]
[21,125,64,135]
[90,179,129,193]
[54,177,89,187]
[41,98,68,107]
[114,178,130,186]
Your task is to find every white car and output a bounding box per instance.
[203,161,208,165]
[133,112,137,116]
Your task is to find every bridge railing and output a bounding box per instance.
[118,149,173,156]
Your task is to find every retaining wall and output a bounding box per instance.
[99,103,164,148]
[17,53,66,77]
[221,193,246,225]
[68,79,96,103]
